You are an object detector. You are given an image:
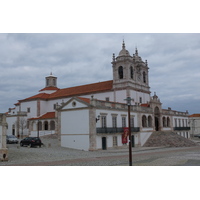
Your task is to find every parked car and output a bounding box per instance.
[7,135,19,144]
[20,137,43,147]
[194,134,200,138]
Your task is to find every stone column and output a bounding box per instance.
[56,110,61,144]
[89,107,97,151]
[0,114,8,161]
[137,112,142,147]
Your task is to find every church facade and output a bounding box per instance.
[6,41,190,150]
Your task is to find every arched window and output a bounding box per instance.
[163,117,166,127]
[154,106,160,115]
[130,66,133,79]
[46,79,49,86]
[118,66,123,79]
[32,121,36,131]
[44,121,48,130]
[142,115,147,127]
[167,117,170,127]
[37,121,42,131]
[12,124,15,135]
[50,120,55,130]
[143,71,146,83]
[53,79,56,86]
[148,116,152,127]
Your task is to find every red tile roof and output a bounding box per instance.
[29,112,55,120]
[141,103,150,107]
[20,80,113,102]
[189,114,200,117]
[77,97,91,104]
[50,80,113,99]
[19,93,50,102]
[39,87,60,92]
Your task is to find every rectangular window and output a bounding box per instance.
[182,119,185,127]
[54,104,56,109]
[112,116,117,128]
[101,116,107,128]
[105,97,110,102]
[113,136,118,146]
[175,118,177,127]
[27,107,30,113]
[122,117,126,127]
[139,97,142,103]
[178,119,181,127]
[131,117,134,127]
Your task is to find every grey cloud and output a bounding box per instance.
[0,33,200,114]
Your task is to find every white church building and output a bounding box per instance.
[6,41,190,151]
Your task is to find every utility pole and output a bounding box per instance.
[125,97,133,166]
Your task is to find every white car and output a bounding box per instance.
[6,135,19,144]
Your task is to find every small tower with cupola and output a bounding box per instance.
[39,72,59,94]
[45,72,57,88]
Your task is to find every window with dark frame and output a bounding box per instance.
[118,66,123,79]
[101,116,107,128]
[122,117,126,127]
[112,116,117,128]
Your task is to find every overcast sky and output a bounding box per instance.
[0,33,200,114]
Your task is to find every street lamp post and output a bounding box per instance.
[124,97,132,166]
[37,120,40,138]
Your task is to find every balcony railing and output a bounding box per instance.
[173,127,190,131]
[96,127,140,134]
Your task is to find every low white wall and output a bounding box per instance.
[30,130,56,137]
[61,134,89,151]
[163,127,171,131]
[140,132,153,146]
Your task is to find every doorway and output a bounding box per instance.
[155,117,159,131]
[154,106,160,131]
[131,135,135,147]
[102,137,107,150]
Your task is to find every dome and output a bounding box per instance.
[118,40,130,56]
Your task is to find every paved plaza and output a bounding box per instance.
[1,137,200,166]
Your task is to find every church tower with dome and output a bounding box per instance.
[112,41,151,104]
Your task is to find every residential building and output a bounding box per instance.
[189,114,200,137]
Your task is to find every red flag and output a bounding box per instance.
[122,127,129,144]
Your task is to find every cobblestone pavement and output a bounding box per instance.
[1,137,200,166]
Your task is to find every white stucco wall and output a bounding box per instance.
[20,101,37,118]
[61,135,89,151]
[189,117,200,135]
[115,90,127,103]
[6,116,17,135]
[60,109,90,151]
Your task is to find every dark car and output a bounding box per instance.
[194,134,200,138]
[20,137,43,147]
[7,135,19,144]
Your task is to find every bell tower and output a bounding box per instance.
[111,41,151,103]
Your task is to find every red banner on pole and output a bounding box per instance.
[122,127,129,144]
